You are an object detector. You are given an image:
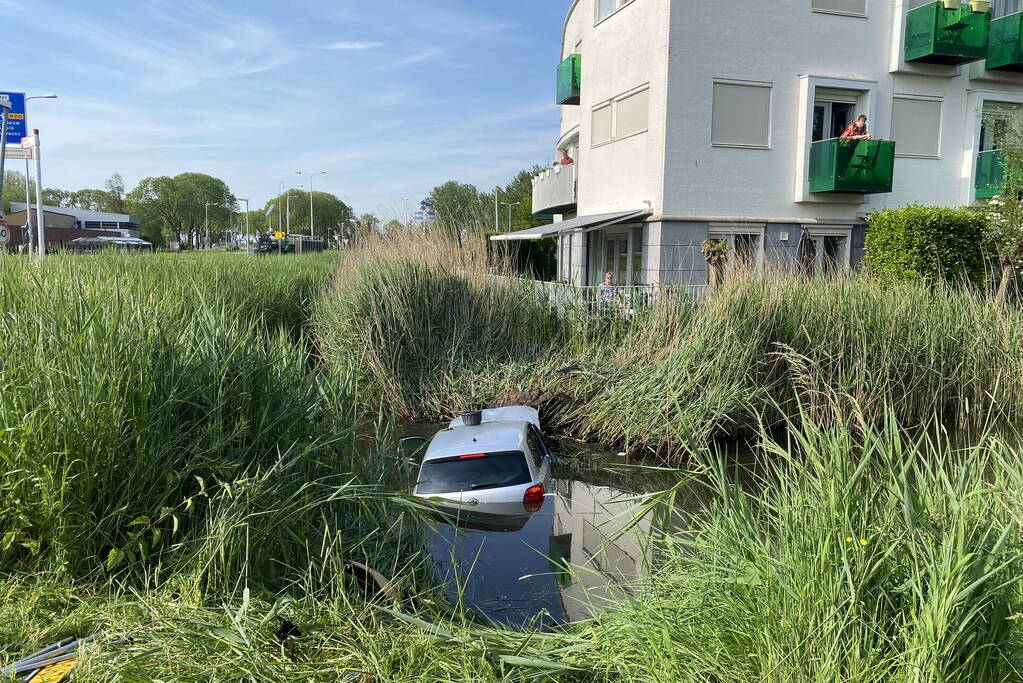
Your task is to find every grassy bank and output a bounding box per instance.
[6,247,1023,681]
[314,238,1023,457]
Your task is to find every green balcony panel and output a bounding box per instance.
[557,54,581,105]
[809,138,896,194]
[905,1,989,65]
[986,12,1023,71]
[976,149,1006,199]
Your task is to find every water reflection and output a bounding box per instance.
[423,442,688,628]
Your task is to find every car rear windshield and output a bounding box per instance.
[416,451,532,495]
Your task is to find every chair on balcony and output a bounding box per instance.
[848,141,881,181]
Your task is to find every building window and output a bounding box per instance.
[811,0,867,16]
[993,0,1022,19]
[591,87,649,147]
[592,104,613,145]
[708,223,766,276]
[801,227,852,274]
[711,81,772,149]
[597,0,634,23]
[891,96,942,158]
[615,89,649,139]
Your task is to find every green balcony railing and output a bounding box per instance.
[809,138,896,194]
[556,54,581,105]
[905,1,989,65]
[986,12,1023,71]
[976,149,1006,199]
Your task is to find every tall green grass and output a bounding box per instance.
[314,236,1023,457]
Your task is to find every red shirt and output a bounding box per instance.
[840,121,867,139]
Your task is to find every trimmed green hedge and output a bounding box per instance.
[864,205,989,288]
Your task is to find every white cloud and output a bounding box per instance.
[321,41,384,51]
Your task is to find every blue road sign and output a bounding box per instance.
[426,211,437,221]
[0,92,27,145]
[414,211,424,221]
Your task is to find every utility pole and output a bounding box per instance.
[237,198,249,242]
[205,201,210,249]
[296,171,326,238]
[29,130,44,258]
[494,188,499,235]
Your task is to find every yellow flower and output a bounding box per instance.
[845,537,853,543]
[860,538,869,547]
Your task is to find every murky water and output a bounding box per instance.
[419,436,696,629]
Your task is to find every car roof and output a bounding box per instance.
[423,421,531,462]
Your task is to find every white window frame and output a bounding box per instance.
[811,0,868,18]
[590,84,651,148]
[711,79,774,150]
[709,222,766,272]
[804,226,853,272]
[891,94,943,159]
[595,0,635,25]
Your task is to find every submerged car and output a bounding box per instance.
[410,406,554,516]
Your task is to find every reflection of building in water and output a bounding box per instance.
[552,479,653,621]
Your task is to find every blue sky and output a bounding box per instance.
[0,0,567,215]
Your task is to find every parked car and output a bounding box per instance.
[409,406,554,516]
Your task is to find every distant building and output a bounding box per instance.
[5,203,142,252]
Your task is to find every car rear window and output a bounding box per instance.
[416,451,532,495]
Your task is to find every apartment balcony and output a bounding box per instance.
[905,1,989,66]
[532,165,577,214]
[557,54,581,105]
[976,149,1006,199]
[808,138,896,194]
[987,12,1023,71]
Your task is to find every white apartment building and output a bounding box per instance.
[494,0,1023,290]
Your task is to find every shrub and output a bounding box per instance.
[863,204,989,288]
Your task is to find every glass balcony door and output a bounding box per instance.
[813,101,854,142]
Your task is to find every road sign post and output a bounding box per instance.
[22,132,43,258]
[0,100,8,211]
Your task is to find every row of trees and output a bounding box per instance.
[425,166,549,239]
[2,170,367,249]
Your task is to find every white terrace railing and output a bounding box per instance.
[492,277,709,313]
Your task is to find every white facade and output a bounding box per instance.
[529,0,1023,288]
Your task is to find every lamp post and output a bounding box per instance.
[500,201,521,234]
[204,201,210,249]
[22,95,56,256]
[296,171,326,238]
[237,198,249,244]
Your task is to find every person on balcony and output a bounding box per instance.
[559,149,575,166]
[598,272,616,301]
[840,115,871,141]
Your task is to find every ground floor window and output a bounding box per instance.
[800,227,851,275]
[707,223,765,282]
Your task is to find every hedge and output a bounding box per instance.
[863,205,989,288]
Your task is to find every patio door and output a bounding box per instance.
[604,233,629,287]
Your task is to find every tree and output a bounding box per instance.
[2,170,35,213]
[105,172,126,213]
[427,181,493,242]
[349,213,381,243]
[126,173,235,248]
[984,110,1023,301]
[263,190,353,245]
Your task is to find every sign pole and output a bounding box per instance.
[0,100,9,211]
[24,158,32,256]
[32,130,44,259]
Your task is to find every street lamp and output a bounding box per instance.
[279,182,302,235]
[500,201,521,234]
[204,201,211,249]
[236,198,249,244]
[296,171,326,238]
[21,94,57,256]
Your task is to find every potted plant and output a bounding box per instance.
[969,0,990,11]
[701,239,730,290]
[942,0,962,9]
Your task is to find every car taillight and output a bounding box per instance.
[457,453,487,460]
[523,483,545,512]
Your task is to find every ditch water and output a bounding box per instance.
[413,433,730,629]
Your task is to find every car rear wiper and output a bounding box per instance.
[469,483,499,490]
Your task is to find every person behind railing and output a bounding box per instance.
[559,149,575,166]
[840,115,871,141]
[598,272,616,301]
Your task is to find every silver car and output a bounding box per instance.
[410,406,554,516]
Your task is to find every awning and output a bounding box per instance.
[489,209,648,241]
